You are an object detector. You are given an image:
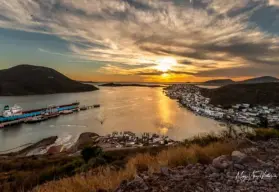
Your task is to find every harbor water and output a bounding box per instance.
[0,86,225,152]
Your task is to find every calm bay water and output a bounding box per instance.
[0,86,224,152]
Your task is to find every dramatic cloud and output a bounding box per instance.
[1,0,279,80]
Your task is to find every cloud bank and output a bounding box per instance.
[1,0,279,80]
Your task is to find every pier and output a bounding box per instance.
[0,103,100,128]
[0,118,26,128]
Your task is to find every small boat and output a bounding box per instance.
[44,112,60,119]
[72,108,80,112]
[60,110,74,115]
[80,106,87,111]
[43,105,60,119]
[25,115,47,123]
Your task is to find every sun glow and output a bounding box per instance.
[156,57,177,72]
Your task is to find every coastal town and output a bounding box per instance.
[0,131,180,157]
[98,131,178,150]
[164,84,279,128]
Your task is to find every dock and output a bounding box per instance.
[0,118,26,128]
[0,104,100,128]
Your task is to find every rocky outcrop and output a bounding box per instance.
[69,132,100,152]
[115,139,279,192]
[6,136,58,156]
[47,145,63,154]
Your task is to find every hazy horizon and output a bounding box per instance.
[1,0,279,82]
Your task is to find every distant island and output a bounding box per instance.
[99,82,163,87]
[0,64,98,96]
[201,76,279,85]
[203,79,235,85]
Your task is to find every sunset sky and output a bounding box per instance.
[1,0,279,82]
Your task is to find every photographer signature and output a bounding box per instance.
[236,171,278,182]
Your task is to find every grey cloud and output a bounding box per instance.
[115,63,157,69]
[178,60,192,65]
[196,65,279,77]
[195,40,279,65]
[139,45,211,61]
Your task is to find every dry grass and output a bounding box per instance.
[246,128,279,140]
[34,141,236,192]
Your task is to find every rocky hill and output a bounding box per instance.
[239,76,279,84]
[201,83,279,106]
[0,65,98,96]
[200,76,279,86]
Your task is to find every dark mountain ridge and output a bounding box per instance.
[201,76,279,85]
[201,82,279,106]
[239,76,279,84]
[0,64,98,96]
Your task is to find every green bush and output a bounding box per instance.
[81,146,103,163]
[88,157,107,167]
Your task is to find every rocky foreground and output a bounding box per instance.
[116,139,279,192]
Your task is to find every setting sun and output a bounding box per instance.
[156,57,177,72]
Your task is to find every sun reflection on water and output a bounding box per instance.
[156,90,173,135]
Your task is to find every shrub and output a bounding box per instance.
[183,133,221,146]
[247,128,279,140]
[81,146,103,163]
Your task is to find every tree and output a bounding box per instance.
[81,146,103,163]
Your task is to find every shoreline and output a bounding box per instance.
[0,131,180,157]
[164,84,279,128]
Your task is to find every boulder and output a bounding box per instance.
[69,132,100,152]
[212,155,231,170]
[127,175,148,191]
[161,167,169,176]
[231,151,247,163]
[234,164,245,170]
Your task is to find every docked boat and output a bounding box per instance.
[2,104,23,117]
[0,101,90,128]
[44,105,60,119]
[80,106,87,111]
[25,115,47,123]
[60,110,74,115]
